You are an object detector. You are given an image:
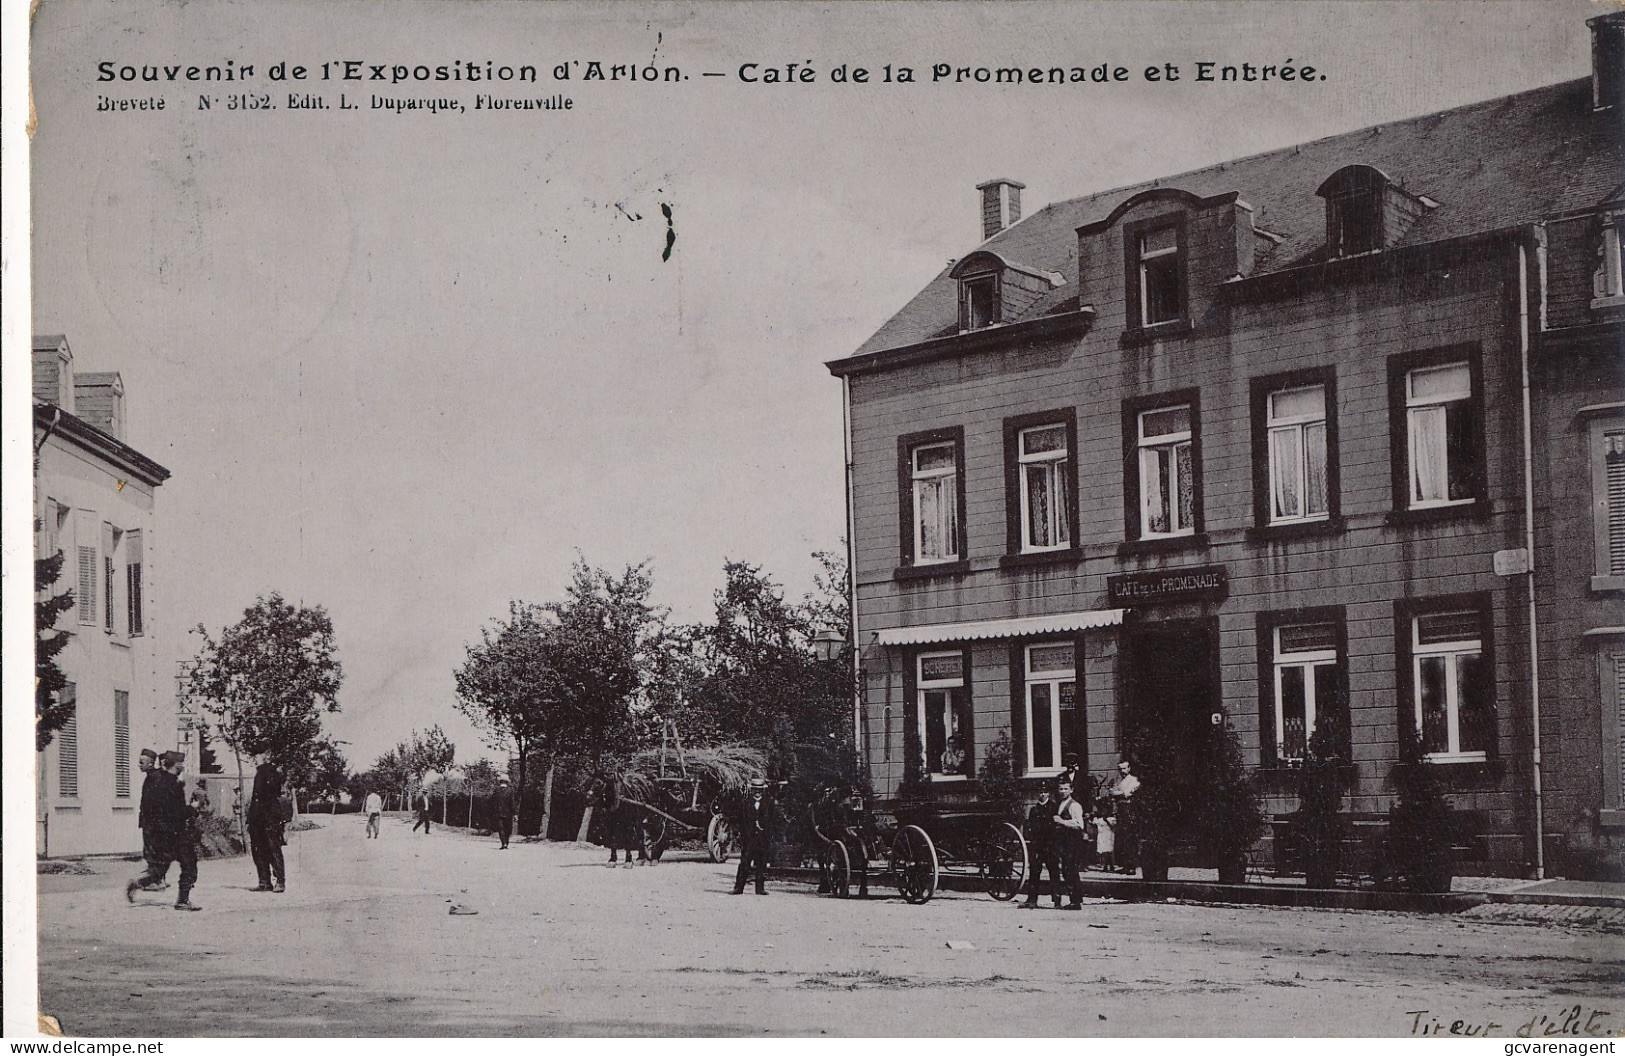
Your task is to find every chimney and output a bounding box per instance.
[73,372,125,440]
[976,178,1025,240]
[1591,11,1625,111]
[32,334,74,410]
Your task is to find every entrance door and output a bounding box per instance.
[1119,619,1220,857]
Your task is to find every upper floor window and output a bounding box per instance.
[76,534,99,627]
[1268,386,1329,524]
[917,651,971,779]
[1021,642,1080,775]
[899,429,966,569]
[57,684,78,797]
[1138,404,1195,537]
[1136,225,1183,326]
[1594,211,1624,308]
[960,273,999,331]
[1326,188,1382,257]
[1389,348,1484,517]
[1004,421,1074,555]
[126,530,145,636]
[1411,609,1492,762]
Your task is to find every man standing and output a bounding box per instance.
[134,749,167,893]
[491,775,514,849]
[1053,778,1088,910]
[127,751,200,910]
[363,789,384,839]
[731,777,775,896]
[1020,785,1061,908]
[1110,758,1141,874]
[248,756,287,893]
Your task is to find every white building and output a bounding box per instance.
[34,334,172,857]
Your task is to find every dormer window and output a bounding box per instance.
[1317,165,1429,259]
[1593,210,1624,309]
[961,273,999,330]
[1122,216,1188,334]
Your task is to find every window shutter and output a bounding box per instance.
[58,686,78,796]
[1607,434,1625,575]
[102,523,116,634]
[114,691,131,797]
[126,530,144,637]
[77,546,98,625]
[1615,655,1625,810]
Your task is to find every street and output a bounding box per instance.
[36,814,1622,1037]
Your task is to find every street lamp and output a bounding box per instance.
[811,626,845,662]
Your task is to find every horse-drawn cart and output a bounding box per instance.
[613,727,764,863]
[811,791,1028,904]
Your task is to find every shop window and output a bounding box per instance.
[917,652,972,779]
[1407,606,1494,762]
[1020,643,1080,775]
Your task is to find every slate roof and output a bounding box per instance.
[851,78,1622,358]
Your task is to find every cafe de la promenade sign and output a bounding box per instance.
[1107,565,1228,606]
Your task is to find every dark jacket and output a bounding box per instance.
[1024,801,1056,854]
[491,784,514,819]
[138,768,163,832]
[150,770,191,837]
[738,795,777,845]
[247,763,285,827]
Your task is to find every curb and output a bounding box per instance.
[762,866,1487,914]
[1483,891,1625,909]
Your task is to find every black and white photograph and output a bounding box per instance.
[4,0,1622,1041]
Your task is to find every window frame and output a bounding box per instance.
[1256,607,1349,767]
[1250,368,1341,535]
[1121,390,1203,545]
[910,649,974,781]
[959,270,1001,332]
[896,427,968,574]
[1386,345,1486,521]
[1009,639,1083,777]
[1122,215,1189,338]
[1593,211,1624,310]
[1394,593,1496,765]
[1590,413,1625,592]
[1002,410,1080,560]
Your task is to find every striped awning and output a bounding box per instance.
[873,608,1125,646]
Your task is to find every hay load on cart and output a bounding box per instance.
[612,732,766,862]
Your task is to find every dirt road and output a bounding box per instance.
[36,813,1622,1037]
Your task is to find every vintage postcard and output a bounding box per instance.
[5,0,1622,1041]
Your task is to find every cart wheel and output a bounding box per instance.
[981,820,1028,902]
[707,814,733,863]
[643,817,669,861]
[827,840,851,899]
[890,824,938,905]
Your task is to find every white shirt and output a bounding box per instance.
[364,792,383,814]
[1113,773,1141,799]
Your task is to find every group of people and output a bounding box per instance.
[1022,758,1141,909]
[125,752,290,910]
[361,775,516,848]
[592,773,656,867]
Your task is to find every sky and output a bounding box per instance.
[18,0,1602,769]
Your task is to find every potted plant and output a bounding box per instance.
[1193,720,1265,884]
[1130,761,1181,884]
[1382,726,1459,893]
[976,730,1022,821]
[1296,717,1347,889]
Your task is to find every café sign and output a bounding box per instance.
[1107,565,1228,606]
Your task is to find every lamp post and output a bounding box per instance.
[811,626,845,663]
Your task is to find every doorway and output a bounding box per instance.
[1119,619,1220,858]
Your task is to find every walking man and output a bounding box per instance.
[134,749,167,893]
[731,777,776,895]
[248,755,287,893]
[1053,778,1088,910]
[363,789,384,838]
[491,775,514,849]
[1021,785,1062,908]
[411,787,432,834]
[127,751,200,910]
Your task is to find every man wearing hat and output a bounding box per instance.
[127,751,202,910]
[491,774,515,849]
[731,777,777,896]
[134,748,167,893]
[247,754,287,892]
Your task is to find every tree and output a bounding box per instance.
[295,737,351,810]
[184,593,344,787]
[35,544,76,750]
[196,724,224,774]
[1191,720,1265,883]
[403,725,456,782]
[1383,725,1460,893]
[371,746,414,807]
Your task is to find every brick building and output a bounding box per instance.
[829,15,1625,877]
[34,334,173,857]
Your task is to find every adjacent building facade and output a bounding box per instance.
[34,334,172,857]
[830,14,1625,878]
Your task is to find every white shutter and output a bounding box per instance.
[1606,433,1625,575]
[58,686,78,797]
[77,546,98,625]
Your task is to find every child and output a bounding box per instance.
[1093,796,1116,872]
